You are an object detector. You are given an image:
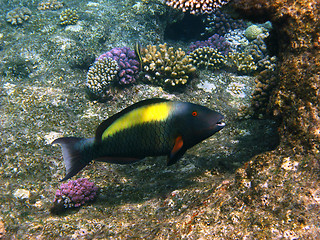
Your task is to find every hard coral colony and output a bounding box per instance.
[59,9,79,26]
[165,0,231,14]
[189,47,226,70]
[189,34,230,55]
[6,7,31,25]
[38,0,63,10]
[97,47,140,85]
[141,43,196,89]
[51,178,98,213]
[86,57,119,100]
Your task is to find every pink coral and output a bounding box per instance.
[51,178,98,213]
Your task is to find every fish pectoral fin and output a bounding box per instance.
[167,136,185,166]
[95,156,143,164]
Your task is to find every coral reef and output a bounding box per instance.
[189,47,226,70]
[51,178,98,214]
[97,47,140,85]
[1,0,320,238]
[165,0,231,15]
[86,57,119,100]
[245,35,277,71]
[6,7,31,25]
[189,33,230,55]
[233,0,320,151]
[140,43,196,89]
[257,55,277,71]
[38,0,64,10]
[59,9,79,26]
[225,28,277,73]
[202,9,247,37]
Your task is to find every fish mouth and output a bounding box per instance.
[216,120,225,128]
[216,116,225,129]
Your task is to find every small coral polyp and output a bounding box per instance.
[141,43,196,89]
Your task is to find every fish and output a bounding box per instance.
[134,41,143,70]
[53,98,225,181]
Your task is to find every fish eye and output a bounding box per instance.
[192,111,198,117]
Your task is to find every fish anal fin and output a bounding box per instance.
[95,156,143,164]
[167,136,185,166]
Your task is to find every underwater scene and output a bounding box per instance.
[0,0,319,239]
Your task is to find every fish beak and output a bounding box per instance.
[216,120,225,128]
[215,116,225,130]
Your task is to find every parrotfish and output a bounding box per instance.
[53,98,225,181]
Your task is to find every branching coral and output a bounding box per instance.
[189,47,226,70]
[141,43,196,89]
[6,7,31,25]
[59,9,79,26]
[38,0,63,10]
[86,57,119,100]
[165,0,231,15]
[225,28,276,73]
[227,51,257,74]
[225,29,250,52]
[97,47,140,85]
[202,9,247,37]
[189,34,230,55]
[50,178,98,214]
[244,35,277,71]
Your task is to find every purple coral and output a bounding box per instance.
[202,9,247,37]
[51,178,98,213]
[189,34,231,55]
[97,47,140,85]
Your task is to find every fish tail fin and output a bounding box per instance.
[52,137,92,181]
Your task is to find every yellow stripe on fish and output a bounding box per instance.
[102,102,172,139]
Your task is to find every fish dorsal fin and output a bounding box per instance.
[95,98,170,141]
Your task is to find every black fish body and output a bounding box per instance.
[53,98,225,181]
